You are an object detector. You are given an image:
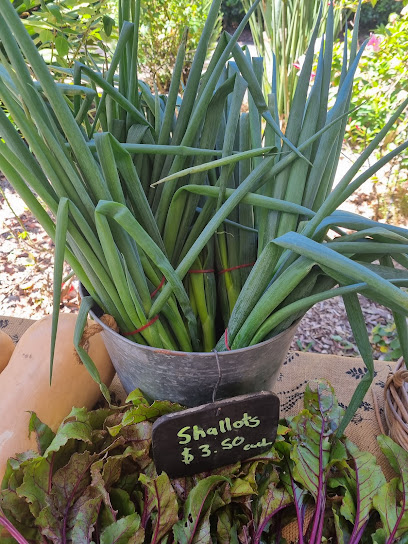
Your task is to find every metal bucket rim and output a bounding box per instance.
[89,306,299,358]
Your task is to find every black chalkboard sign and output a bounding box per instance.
[152,392,279,478]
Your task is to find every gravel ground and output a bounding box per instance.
[0,177,79,320]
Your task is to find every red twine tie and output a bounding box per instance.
[150,271,215,300]
[218,262,255,275]
[123,315,159,336]
[224,328,231,351]
[150,276,165,298]
[150,265,252,299]
[123,275,164,337]
[124,263,253,338]
[189,268,215,274]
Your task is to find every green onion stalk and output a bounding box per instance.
[0,0,407,429]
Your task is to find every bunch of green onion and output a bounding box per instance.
[0,0,407,430]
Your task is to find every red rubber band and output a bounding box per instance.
[224,328,231,351]
[150,276,165,298]
[123,315,159,336]
[218,262,255,275]
[189,268,215,274]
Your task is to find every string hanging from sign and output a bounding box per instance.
[212,349,222,403]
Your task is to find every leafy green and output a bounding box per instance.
[254,468,291,542]
[173,476,228,544]
[27,413,55,456]
[100,513,143,544]
[373,436,408,541]
[1,381,406,543]
[139,473,178,543]
[288,381,342,542]
[43,408,94,457]
[0,380,408,544]
[345,440,386,542]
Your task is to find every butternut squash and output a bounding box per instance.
[0,330,14,373]
[0,313,115,476]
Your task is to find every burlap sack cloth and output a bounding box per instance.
[2,316,398,543]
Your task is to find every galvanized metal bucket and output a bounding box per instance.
[88,301,298,407]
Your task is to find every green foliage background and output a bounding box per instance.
[360,0,403,30]
[137,0,219,90]
[334,9,408,152]
[15,0,116,69]
[12,0,219,90]
[220,0,404,31]
[332,6,408,222]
